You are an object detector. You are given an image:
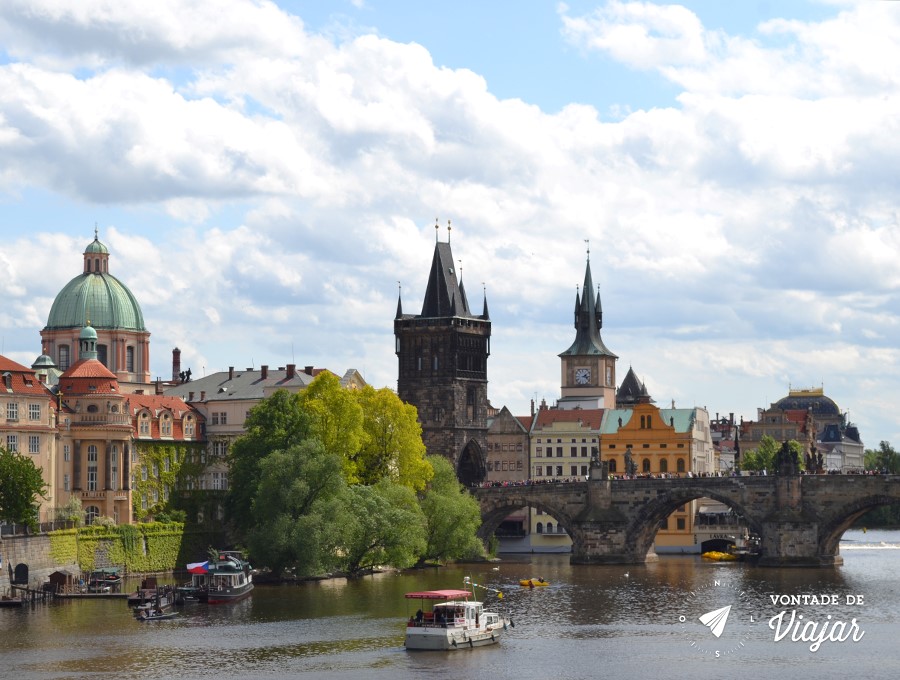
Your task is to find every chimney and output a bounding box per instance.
[305,365,314,376]
[286,364,296,379]
[228,366,234,380]
[172,347,181,382]
[261,365,268,379]
[155,379,162,395]
[188,391,194,402]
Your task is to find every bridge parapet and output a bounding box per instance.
[472,475,900,568]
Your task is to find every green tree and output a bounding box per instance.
[0,446,47,529]
[418,455,483,563]
[333,481,426,577]
[739,435,778,471]
[865,441,900,474]
[354,385,433,491]
[56,495,83,526]
[225,389,312,539]
[740,436,805,472]
[298,373,365,483]
[247,440,346,576]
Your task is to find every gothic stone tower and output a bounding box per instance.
[395,228,491,485]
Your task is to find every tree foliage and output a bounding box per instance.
[740,436,804,472]
[419,455,483,563]
[298,372,365,483]
[864,441,900,474]
[332,481,426,577]
[225,389,311,539]
[247,440,346,576]
[0,446,47,528]
[354,385,433,490]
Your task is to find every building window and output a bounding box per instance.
[140,413,150,436]
[570,465,577,476]
[58,345,70,371]
[580,465,587,476]
[164,456,170,472]
[64,474,70,492]
[126,346,135,372]
[152,462,158,477]
[570,446,577,456]
[85,505,100,525]
[87,445,98,491]
[29,404,41,421]
[219,412,227,425]
[64,445,70,462]
[608,460,617,473]
[161,415,172,436]
[676,517,686,531]
[536,522,543,534]
[142,465,148,481]
[535,466,542,476]
[111,448,118,491]
[141,495,147,510]
[185,417,195,438]
[29,435,40,454]
[7,402,18,421]
[547,522,554,533]
[581,446,588,457]
[6,435,17,452]
[642,458,651,473]
[556,465,563,476]
[660,459,668,473]
[677,458,686,473]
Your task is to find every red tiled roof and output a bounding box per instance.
[534,407,604,430]
[0,355,33,372]
[62,359,118,380]
[516,416,532,430]
[129,393,202,440]
[0,355,54,397]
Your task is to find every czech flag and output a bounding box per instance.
[187,561,209,574]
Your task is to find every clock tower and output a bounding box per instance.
[558,251,617,409]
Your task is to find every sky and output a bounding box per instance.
[1,0,899,447]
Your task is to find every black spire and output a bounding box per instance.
[560,255,616,358]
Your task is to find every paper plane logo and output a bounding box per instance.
[699,605,732,638]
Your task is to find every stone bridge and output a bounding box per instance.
[473,474,900,567]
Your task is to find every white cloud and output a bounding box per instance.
[2,0,900,444]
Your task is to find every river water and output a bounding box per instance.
[2,528,899,680]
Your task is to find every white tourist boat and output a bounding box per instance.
[404,579,511,651]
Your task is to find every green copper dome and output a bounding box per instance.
[45,272,147,331]
[84,238,109,255]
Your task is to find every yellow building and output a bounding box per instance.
[602,374,714,553]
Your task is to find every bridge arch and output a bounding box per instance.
[818,494,900,556]
[625,486,764,561]
[477,496,576,544]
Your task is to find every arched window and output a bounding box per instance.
[677,458,686,473]
[87,404,98,413]
[660,459,668,473]
[536,522,544,534]
[546,522,554,533]
[140,412,150,436]
[84,505,100,525]
[642,458,651,473]
[161,413,172,437]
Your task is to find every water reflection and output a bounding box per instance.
[2,529,899,680]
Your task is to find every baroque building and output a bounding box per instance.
[41,230,152,390]
[394,226,491,485]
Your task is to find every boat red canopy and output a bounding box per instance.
[405,589,471,600]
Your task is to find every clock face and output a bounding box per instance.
[575,368,591,385]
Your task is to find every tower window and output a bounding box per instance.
[59,345,70,371]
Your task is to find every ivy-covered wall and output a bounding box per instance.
[48,523,224,573]
[132,441,206,521]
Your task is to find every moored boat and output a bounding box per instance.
[203,551,254,604]
[404,581,511,651]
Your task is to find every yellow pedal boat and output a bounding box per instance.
[519,578,550,587]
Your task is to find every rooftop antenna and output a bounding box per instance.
[447,219,451,243]
[435,217,439,243]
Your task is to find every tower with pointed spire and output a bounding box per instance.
[394,221,491,485]
[557,247,618,409]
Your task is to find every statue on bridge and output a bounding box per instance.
[776,440,800,476]
[624,446,637,477]
[805,445,824,474]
